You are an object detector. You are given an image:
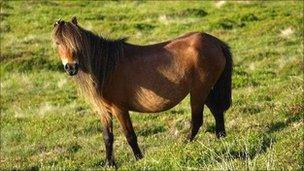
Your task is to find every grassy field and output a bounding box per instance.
[1,1,303,170]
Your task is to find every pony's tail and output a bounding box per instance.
[206,41,233,112]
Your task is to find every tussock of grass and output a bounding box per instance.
[0,1,303,170]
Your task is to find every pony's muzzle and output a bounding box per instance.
[64,63,79,76]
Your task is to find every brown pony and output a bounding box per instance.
[52,17,232,166]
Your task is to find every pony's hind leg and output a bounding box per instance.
[206,102,226,138]
[188,100,204,141]
[188,87,210,141]
[213,110,226,138]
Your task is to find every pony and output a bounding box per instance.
[52,17,232,166]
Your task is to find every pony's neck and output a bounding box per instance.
[79,30,125,94]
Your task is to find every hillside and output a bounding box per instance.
[0,1,303,170]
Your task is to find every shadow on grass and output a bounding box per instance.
[138,125,166,136]
[266,115,301,134]
[214,134,276,163]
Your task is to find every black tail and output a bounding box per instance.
[206,41,233,112]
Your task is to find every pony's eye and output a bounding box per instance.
[55,42,59,45]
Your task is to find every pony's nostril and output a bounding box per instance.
[64,64,69,71]
[75,63,79,70]
[64,63,78,76]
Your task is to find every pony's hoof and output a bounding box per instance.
[105,160,116,168]
[216,131,226,138]
[135,153,144,160]
[186,134,195,142]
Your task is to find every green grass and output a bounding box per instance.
[1,1,303,170]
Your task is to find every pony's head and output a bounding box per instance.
[52,17,125,90]
[52,17,87,76]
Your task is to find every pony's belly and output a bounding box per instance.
[129,86,189,113]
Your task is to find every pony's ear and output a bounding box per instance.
[71,16,78,25]
[54,18,63,27]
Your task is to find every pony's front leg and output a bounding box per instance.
[100,115,115,167]
[113,108,143,160]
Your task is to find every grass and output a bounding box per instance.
[0,1,303,170]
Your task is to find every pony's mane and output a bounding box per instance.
[53,21,126,95]
[52,21,127,116]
